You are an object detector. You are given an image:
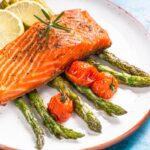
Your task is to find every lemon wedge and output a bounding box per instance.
[34,0,54,14]
[6,0,49,26]
[0,10,24,49]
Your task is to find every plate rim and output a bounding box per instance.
[84,110,150,150]
[86,0,150,148]
[107,0,150,37]
[0,111,149,150]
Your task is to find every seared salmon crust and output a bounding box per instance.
[0,9,111,104]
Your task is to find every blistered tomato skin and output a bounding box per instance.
[91,72,118,100]
[66,61,101,86]
[48,93,73,123]
[66,61,118,100]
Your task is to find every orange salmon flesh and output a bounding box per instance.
[0,9,111,105]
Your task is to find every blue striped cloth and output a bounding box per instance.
[107,0,150,149]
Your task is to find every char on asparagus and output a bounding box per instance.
[69,82,127,116]
[87,57,150,87]
[99,50,150,77]
[49,76,101,132]
[16,97,44,150]
[27,90,84,139]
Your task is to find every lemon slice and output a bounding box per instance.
[6,0,49,27]
[34,0,54,15]
[0,10,24,49]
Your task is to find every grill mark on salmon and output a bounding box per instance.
[20,39,48,81]
[6,41,41,88]
[14,34,43,76]
[4,40,38,87]
[0,28,34,60]
[0,9,111,104]
[0,29,36,77]
[2,32,38,85]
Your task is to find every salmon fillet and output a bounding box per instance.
[0,9,111,105]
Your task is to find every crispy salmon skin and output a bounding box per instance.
[0,9,111,105]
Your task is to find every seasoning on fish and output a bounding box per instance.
[0,9,111,105]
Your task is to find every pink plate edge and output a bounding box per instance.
[84,0,150,149]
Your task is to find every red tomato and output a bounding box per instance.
[48,93,73,123]
[91,72,118,100]
[65,61,101,86]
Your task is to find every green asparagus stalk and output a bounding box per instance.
[99,49,150,77]
[0,0,9,9]
[49,76,101,133]
[70,83,127,116]
[28,90,84,139]
[15,97,44,150]
[87,57,150,87]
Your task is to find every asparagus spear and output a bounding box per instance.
[99,49,150,77]
[87,57,150,87]
[15,97,44,150]
[49,76,101,133]
[70,83,127,116]
[28,90,84,139]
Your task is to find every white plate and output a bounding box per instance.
[0,0,150,149]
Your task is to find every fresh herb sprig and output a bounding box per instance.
[34,9,70,38]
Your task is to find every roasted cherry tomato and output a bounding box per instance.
[66,61,101,86]
[48,93,73,123]
[91,72,118,100]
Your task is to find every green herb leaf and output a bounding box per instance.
[60,93,67,103]
[34,15,49,25]
[41,9,51,20]
[34,10,70,39]
[53,23,70,32]
[53,11,64,23]
[110,79,115,92]
[40,24,51,38]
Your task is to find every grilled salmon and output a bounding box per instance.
[0,9,111,105]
